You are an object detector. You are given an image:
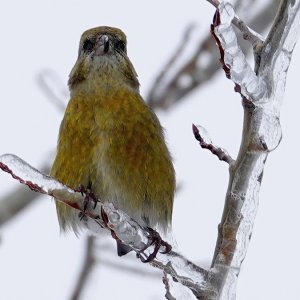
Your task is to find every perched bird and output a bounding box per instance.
[50,26,175,255]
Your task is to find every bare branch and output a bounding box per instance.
[192,124,234,164]
[101,258,161,278]
[1,71,65,227]
[36,69,67,111]
[70,236,97,300]
[147,24,196,109]
[0,187,38,226]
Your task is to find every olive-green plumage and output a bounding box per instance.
[51,26,175,243]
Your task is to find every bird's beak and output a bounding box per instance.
[94,34,110,56]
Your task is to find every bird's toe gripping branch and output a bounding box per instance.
[0,153,173,265]
[78,184,99,210]
[138,227,172,263]
[100,206,171,262]
[76,184,100,221]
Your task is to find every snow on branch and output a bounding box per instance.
[0,153,210,298]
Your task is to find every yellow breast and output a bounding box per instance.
[51,88,175,232]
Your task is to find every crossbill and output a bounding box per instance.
[50,26,175,255]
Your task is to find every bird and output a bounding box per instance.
[50,26,176,256]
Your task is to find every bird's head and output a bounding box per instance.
[68,26,139,92]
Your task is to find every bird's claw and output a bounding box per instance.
[78,184,99,211]
[139,227,172,263]
[100,206,109,227]
[98,208,172,262]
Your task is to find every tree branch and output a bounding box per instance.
[163,272,177,300]
[207,1,300,299]
[0,153,211,299]
[0,163,50,227]
[1,1,299,299]
[70,236,97,300]
[207,0,264,46]
[192,124,234,164]
[36,69,67,112]
[1,0,280,234]
[146,0,281,110]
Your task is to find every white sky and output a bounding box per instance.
[0,1,299,299]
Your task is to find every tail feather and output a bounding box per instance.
[116,240,132,256]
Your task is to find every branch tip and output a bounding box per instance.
[192,124,234,164]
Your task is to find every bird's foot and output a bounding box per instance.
[138,227,172,263]
[100,208,171,261]
[100,205,109,226]
[77,184,99,220]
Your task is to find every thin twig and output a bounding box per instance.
[102,259,161,278]
[163,272,176,300]
[148,24,195,109]
[70,236,96,300]
[192,124,234,164]
[36,69,67,112]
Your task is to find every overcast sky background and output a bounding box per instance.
[1,1,300,299]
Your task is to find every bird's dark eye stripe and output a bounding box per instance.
[115,39,126,52]
[83,38,95,52]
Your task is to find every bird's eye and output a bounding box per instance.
[115,39,126,52]
[82,38,95,53]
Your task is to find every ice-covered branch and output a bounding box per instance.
[207,0,264,46]
[0,162,50,227]
[210,2,267,101]
[147,0,280,110]
[0,153,210,298]
[258,0,300,103]
[206,1,300,299]
[192,124,234,164]
[1,1,299,299]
